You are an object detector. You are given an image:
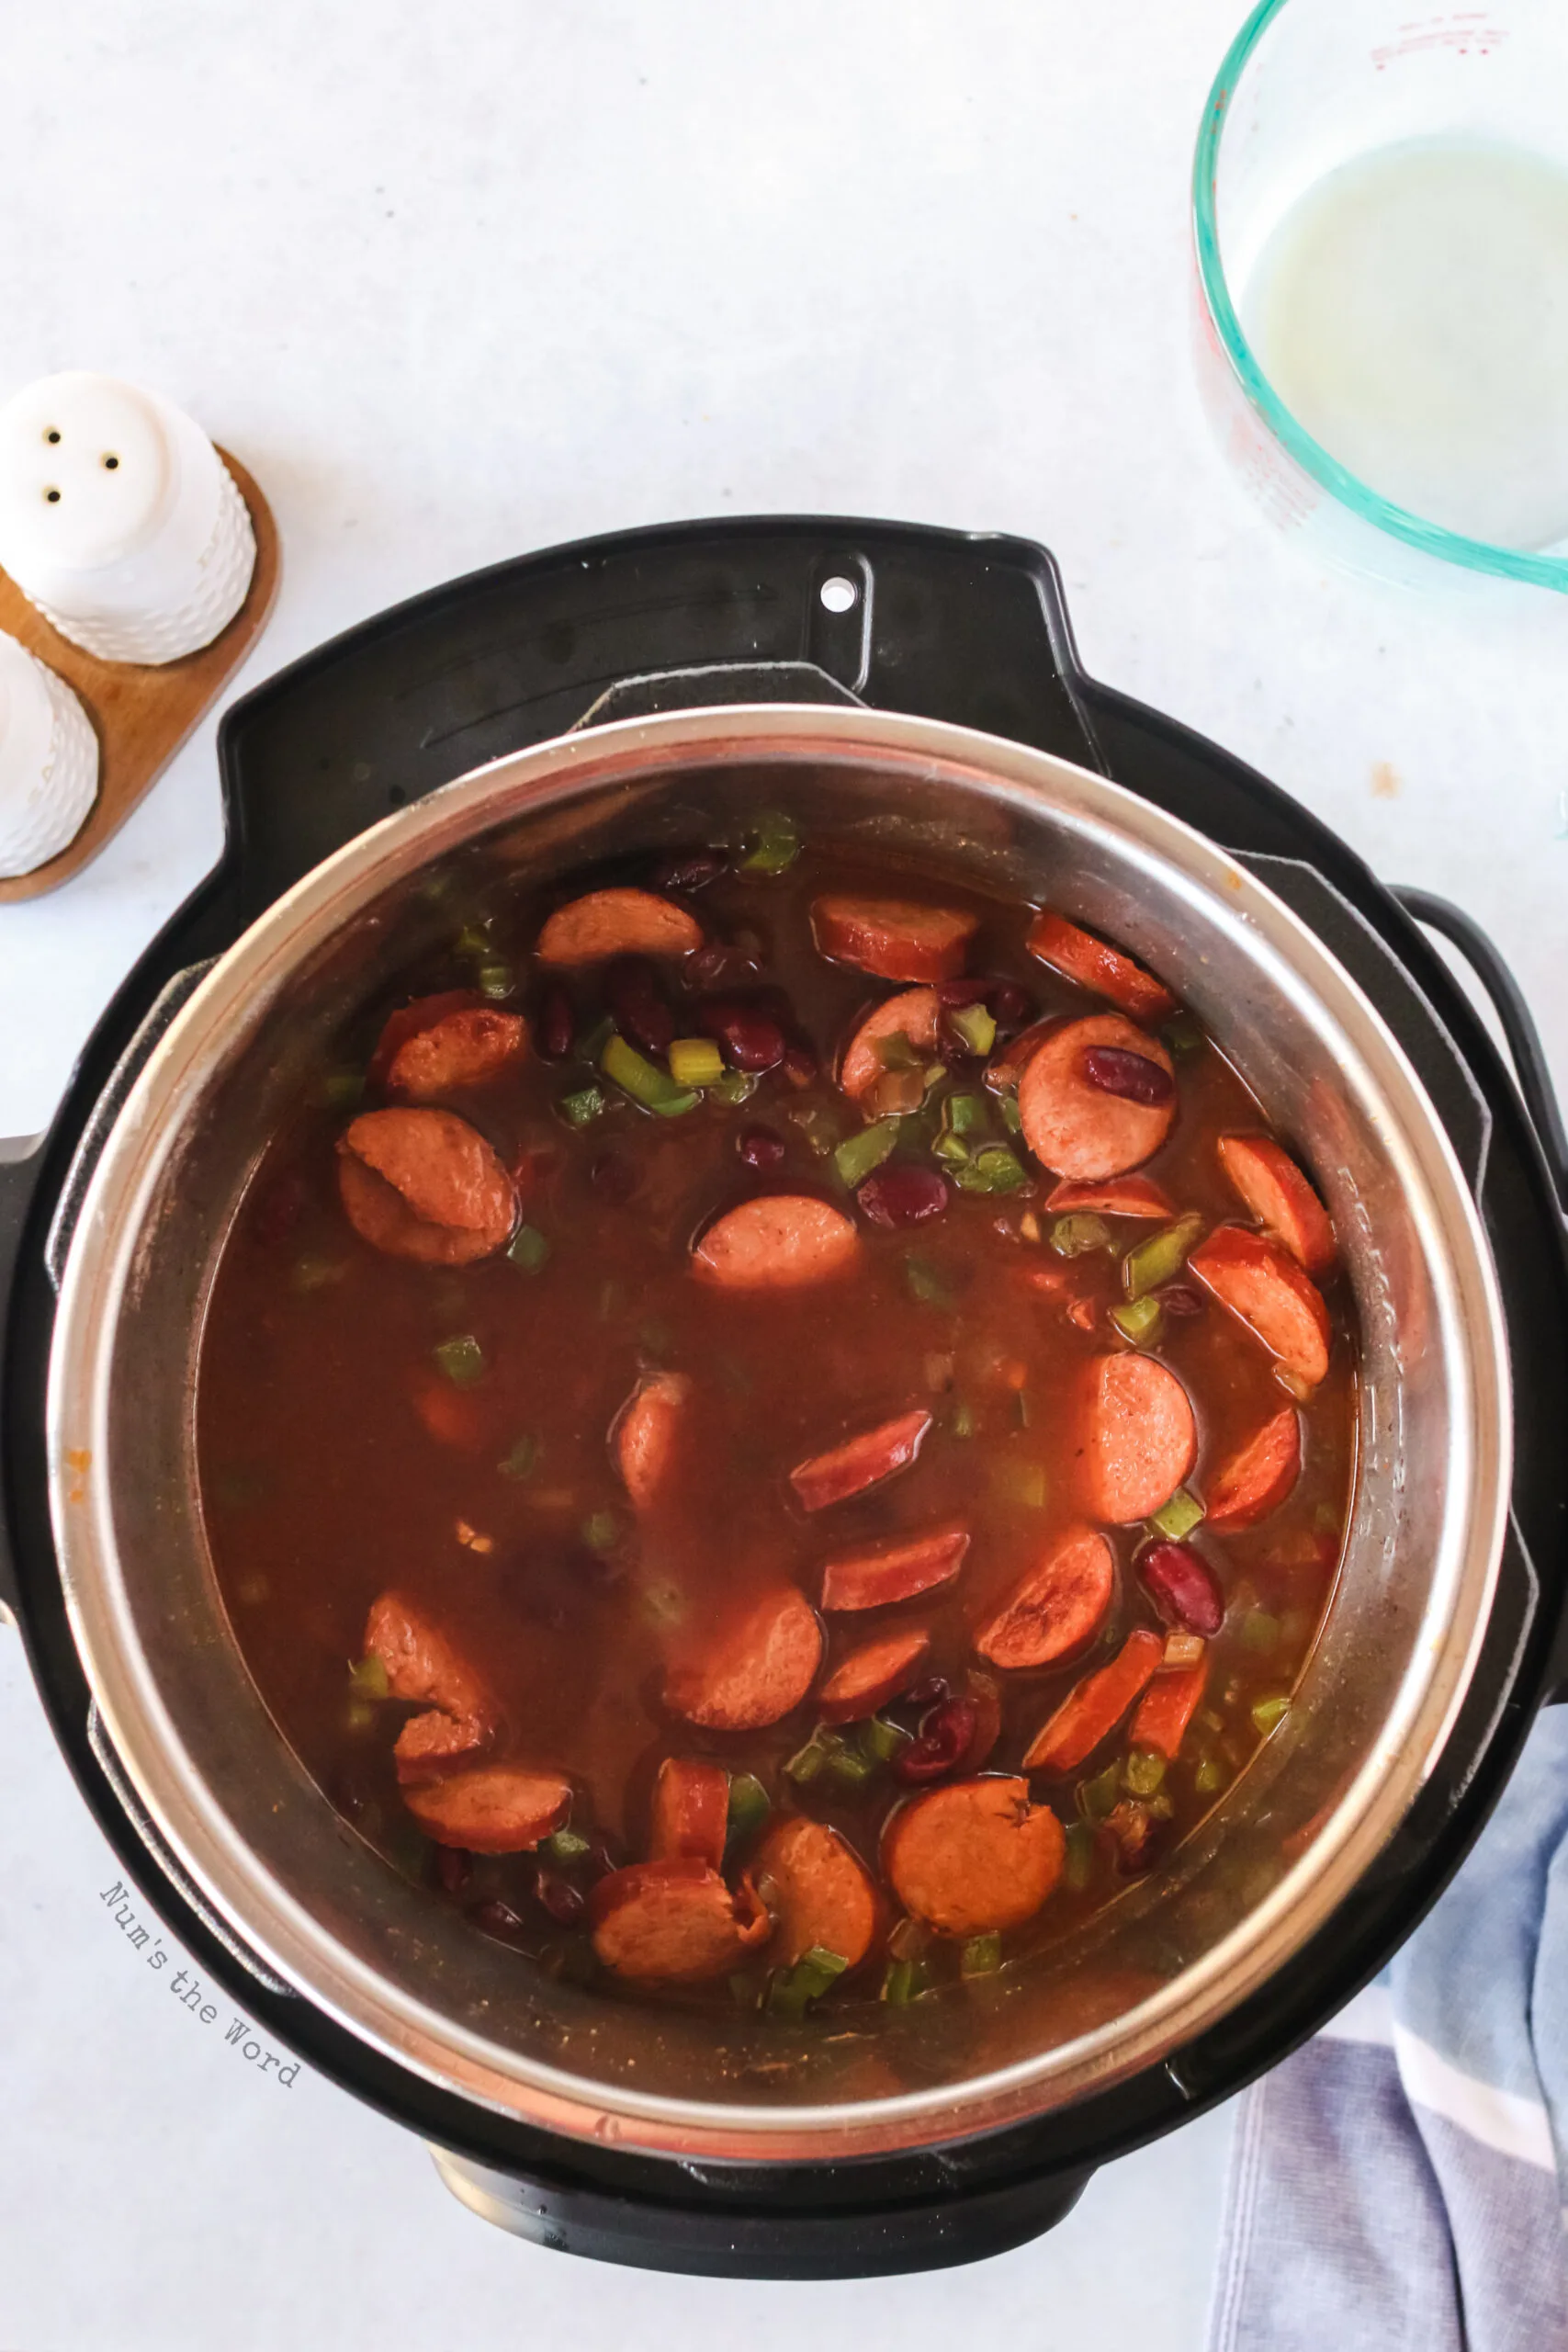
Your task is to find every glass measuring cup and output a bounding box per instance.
[1193,0,1568,593]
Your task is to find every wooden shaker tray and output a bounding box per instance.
[0,450,279,903]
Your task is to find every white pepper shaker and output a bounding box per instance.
[0,630,99,878]
[0,372,256,664]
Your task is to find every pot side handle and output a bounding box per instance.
[0,1136,46,1621]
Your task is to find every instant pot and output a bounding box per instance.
[3,517,1566,2278]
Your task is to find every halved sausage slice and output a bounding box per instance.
[1023,1627,1165,1772]
[789,1408,932,1512]
[1044,1175,1176,1220]
[369,989,483,1088]
[1027,911,1179,1025]
[664,1588,823,1730]
[1189,1226,1331,1390]
[536,888,704,967]
[692,1195,860,1290]
[1078,1353,1197,1523]
[975,1523,1115,1669]
[1018,1015,1177,1181]
[882,1777,1065,1937]
[1129,1654,1210,1762]
[387,1007,528,1102]
[1217,1135,1336,1274]
[338,1108,516,1264]
[818,1627,931,1724]
[839,989,942,1100]
[811,895,979,984]
[649,1757,730,1870]
[589,1859,770,1982]
[364,1589,498,1783]
[613,1372,694,1511]
[404,1765,571,1853]
[819,1522,970,1612]
[1205,1408,1302,1531]
[754,1816,879,1968]
[988,1016,1055,1090]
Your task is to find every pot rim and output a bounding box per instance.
[46,701,1510,2161]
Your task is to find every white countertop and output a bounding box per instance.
[2,2,1563,2344]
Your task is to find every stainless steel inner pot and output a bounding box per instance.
[45,703,1509,2165]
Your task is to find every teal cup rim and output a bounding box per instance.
[1192,0,1568,591]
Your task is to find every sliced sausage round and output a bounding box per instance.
[369,989,483,1088]
[1022,1627,1166,1773]
[789,1408,932,1512]
[387,1007,528,1101]
[1077,1352,1197,1523]
[839,989,941,1100]
[975,1522,1115,1669]
[818,1627,931,1724]
[692,1195,860,1290]
[338,1108,516,1263]
[811,895,978,984]
[754,1816,879,1969]
[613,1372,694,1512]
[536,888,704,967]
[1205,1407,1302,1530]
[364,1589,498,1782]
[404,1765,571,1853]
[882,1777,1065,1937]
[1129,1654,1210,1762]
[664,1588,823,1730]
[1043,1174,1176,1220]
[1018,1015,1177,1181]
[819,1521,970,1612]
[589,1859,770,1982]
[1027,910,1179,1025]
[1217,1134,1336,1274]
[1189,1226,1331,1390]
[649,1757,730,1870]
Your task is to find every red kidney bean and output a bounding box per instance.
[534,1869,587,1927]
[1080,1046,1176,1106]
[606,958,675,1056]
[1138,1540,1225,1635]
[590,1152,638,1205]
[738,1125,786,1170]
[1157,1282,1206,1317]
[893,1695,977,1784]
[469,1897,530,1943]
[988,980,1032,1031]
[650,849,727,893]
[685,944,761,992]
[434,1846,472,1895]
[782,1046,817,1089]
[696,1000,786,1071]
[537,984,576,1060]
[902,1674,950,1713]
[936,979,990,1008]
[857,1165,950,1228]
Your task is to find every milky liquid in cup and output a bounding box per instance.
[1242,138,1568,552]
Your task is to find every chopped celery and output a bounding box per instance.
[434,1334,485,1386]
[947,1091,987,1135]
[558,1084,607,1127]
[290,1254,346,1294]
[1078,1760,1122,1821]
[1193,1755,1225,1796]
[905,1255,953,1307]
[960,1932,1002,1978]
[1251,1694,1291,1735]
[1123,1212,1204,1301]
[932,1129,972,1166]
[949,1002,998,1057]
[1148,1487,1204,1542]
[318,1069,365,1109]
[453,923,491,957]
[497,1433,540,1481]
[602,1033,694,1114]
[833,1119,901,1190]
[992,1457,1048,1510]
[545,1827,591,1863]
[740,810,801,875]
[668,1036,726,1089]
[999,1092,1023,1136]
[862,1716,911,1764]
[827,1742,878,1792]
[506,1224,551,1273]
[1122,1748,1167,1797]
[767,1945,848,2018]
[881,1957,929,2007]
[784,1733,831,1785]
[1050,1213,1113,1258]
[348,1654,390,1700]
[874,1030,920,1072]
[1161,1012,1206,1060]
[1064,1819,1095,1890]
[951,1398,976,1439]
[577,1013,616,1064]
[1111,1296,1164,1346]
[953,1145,1028,1194]
[1314,1500,1343,1536]
[641,1578,687,1629]
[1241,1609,1280,1653]
[650,1089,701,1119]
[344,1699,376,1736]
[581,1510,620,1555]
[710,1069,759,1106]
[476,961,514,1001]
[726,1772,770,1851]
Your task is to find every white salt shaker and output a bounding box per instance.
[0,372,256,664]
[0,631,99,878]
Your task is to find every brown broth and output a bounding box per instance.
[196,838,1356,2012]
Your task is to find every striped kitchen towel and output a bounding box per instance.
[1208,1703,1568,2352]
